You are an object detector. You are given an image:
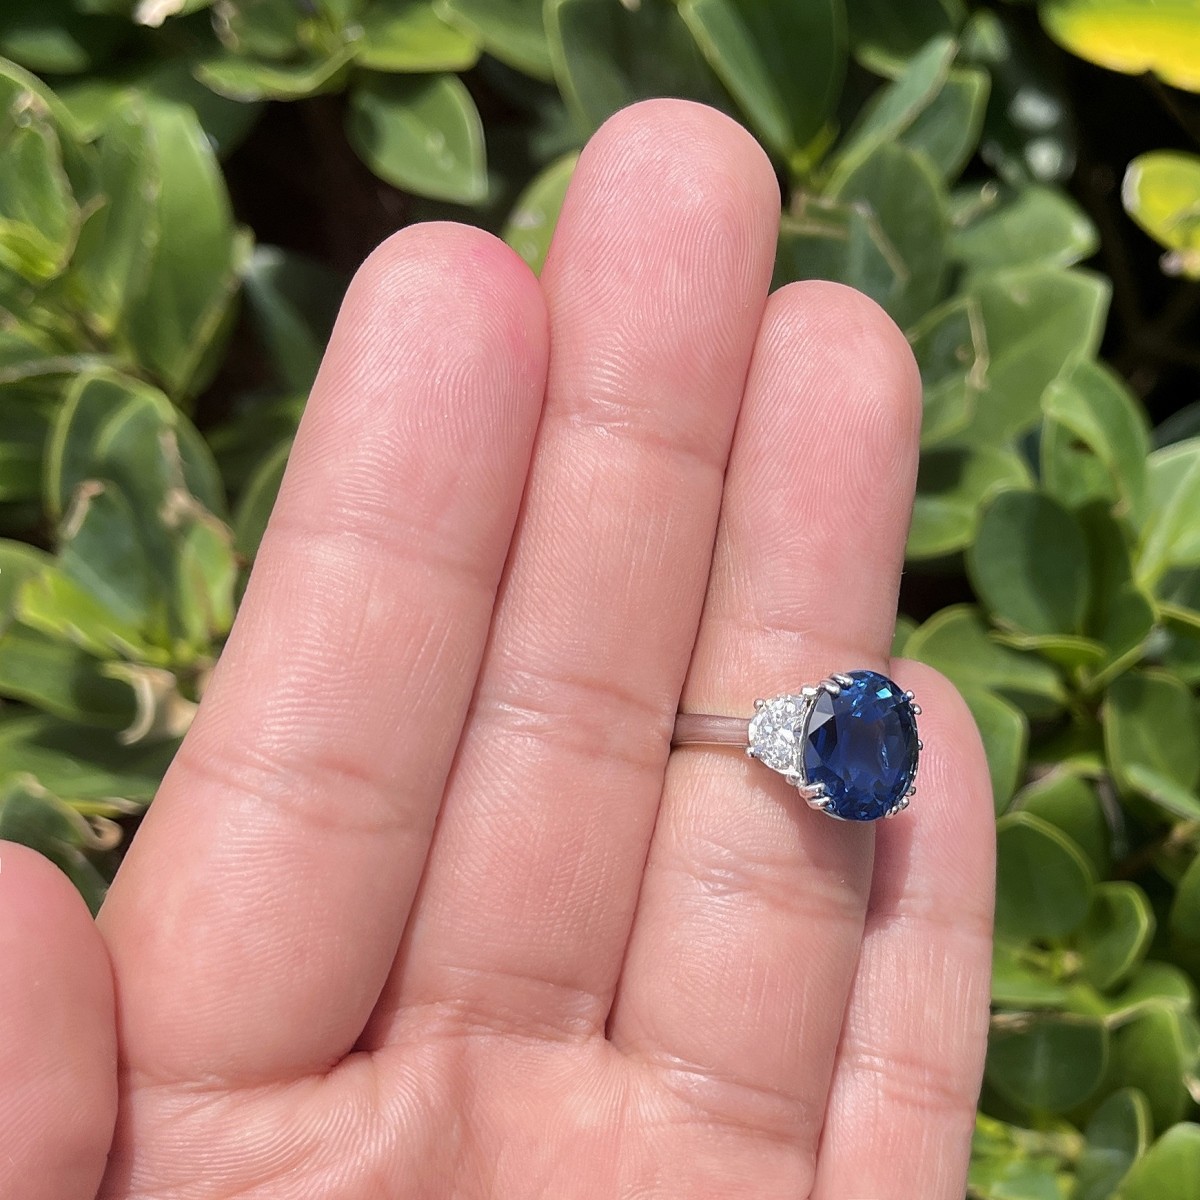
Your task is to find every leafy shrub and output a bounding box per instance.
[0,1,1198,1195]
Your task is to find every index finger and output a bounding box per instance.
[98,224,550,1085]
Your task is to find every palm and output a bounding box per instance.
[4,102,994,1200]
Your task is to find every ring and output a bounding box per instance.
[672,670,922,822]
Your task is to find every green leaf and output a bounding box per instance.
[992,940,1070,1008]
[0,327,108,387]
[546,0,729,134]
[1116,1124,1200,1200]
[835,34,956,170]
[502,150,577,274]
[348,72,487,204]
[120,105,243,398]
[1169,854,1200,980]
[57,480,161,644]
[436,0,551,79]
[0,55,87,141]
[1138,439,1200,585]
[828,141,948,327]
[16,564,155,662]
[0,537,51,617]
[1122,764,1200,824]
[966,267,1110,442]
[898,65,989,181]
[953,185,1099,275]
[908,444,1033,560]
[0,710,173,810]
[968,1150,1071,1200]
[0,0,126,75]
[353,0,480,72]
[986,1013,1108,1113]
[968,491,1091,636]
[70,99,160,339]
[1017,773,1111,877]
[1108,1008,1200,1132]
[1074,882,1155,991]
[47,372,226,523]
[773,198,903,313]
[906,604,1067,717]
[1042,0,1200,93]
[208,0,302,58]
[992,630,1105,671]
[57,59,263,157]
[995,810,1096,941]
[1042,361,1151,522]
[844,0,964,71]
[0,623,136,728]
[1100,961,1195,1024]
[1075,506,1156,682]
[0,74,79,283]
[1092,584,1155,683]
[167,492,237,649]
[1104,669,1200,807]
[196,48,354,102]
[233,438,290,560]
[679,0,846,163]
[962,687,1028,813]
[242,245,343,393]
[0,777,109,913]
[1077,1088,1152,1200]
[907,296,986,447]
[206,391,305,493]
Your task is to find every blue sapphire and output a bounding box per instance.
[802,671,919,822]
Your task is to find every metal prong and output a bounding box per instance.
[754,698,766,711]
[906,786,916,797]
[745,746,757,759]
[806,795,833,812]
[917,739,924,751]
[801,685,819,698]
[905,690,916,701]
[820,678,841,696]
[784,770,803,786]
[832,673,853,687]
[910,703,922,716]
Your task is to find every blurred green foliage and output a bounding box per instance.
[0,0,1198,1195]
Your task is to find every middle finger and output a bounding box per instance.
[362,100,780,1045]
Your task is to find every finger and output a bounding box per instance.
[98,224,550,1082]
[362,100,780,1046]
[0,843,115,1199]
[811,662,994,1200]
[609,283,922,1172]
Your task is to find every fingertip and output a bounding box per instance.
[589,98,781,211]
[762,280,923,458]
[551,99,781,297]
[0,842,116,1199]
[343,221,551,381]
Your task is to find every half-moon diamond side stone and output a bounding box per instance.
[747,695,807,775]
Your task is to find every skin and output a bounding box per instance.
[0,101,994,1200]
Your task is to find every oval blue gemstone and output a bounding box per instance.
[802,670,919,822]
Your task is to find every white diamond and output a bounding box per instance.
[748,695,807,774]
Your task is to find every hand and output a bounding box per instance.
[2,100,994,1200]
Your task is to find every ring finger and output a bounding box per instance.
[609,281,923,1182]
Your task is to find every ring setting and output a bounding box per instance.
[673,670,922,823]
